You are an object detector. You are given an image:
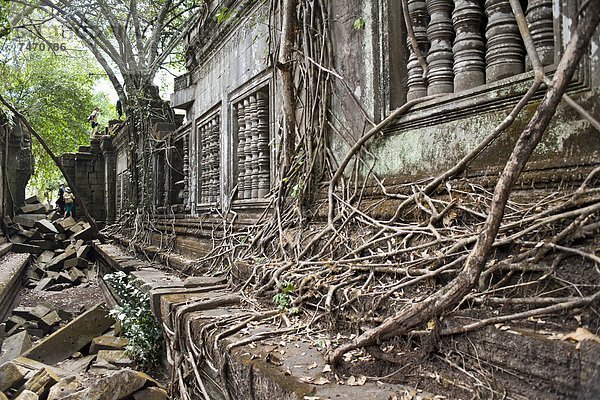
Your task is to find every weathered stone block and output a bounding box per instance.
[132,387,169,400]
[0,331,32,364]
[22,367,59,397]
[0,360,25,391]
[58,369,154,400]
[96,349,133,367]
[22,304,114,365]
[13,214,46,228]
[47,376,82,400]
[20,203,47,215]
[11,243,43,255]
[89,336,128,354]
[14,390,39,400]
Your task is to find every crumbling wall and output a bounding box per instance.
[0,112,33,219]
[60,138,106,224]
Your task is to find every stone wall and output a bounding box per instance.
[0,112,33,219]
[60,138,106,224]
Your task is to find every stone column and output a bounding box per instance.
[452,0,485,91]
[236,103,247,200]
[406,0,431,100]
[426,0,455,95]
[100,137,116,224]
[256,91,270,198]
[526,0,554,68]
[485,0,524,82]
[242,98,253,199]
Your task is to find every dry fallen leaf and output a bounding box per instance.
[347,375,367,386]
[561,327,600,348]
[313,377,330,385]
[322,364,332,373]
[308,362,318,369]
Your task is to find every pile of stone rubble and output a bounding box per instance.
[3,197,95,291]
[0,303,168,400]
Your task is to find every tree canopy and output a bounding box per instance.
[16,0,206,105]
[0,31,111,201]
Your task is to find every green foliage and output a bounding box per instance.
[353,17,366,30]
[0,33,111,199]
[216,6,235,24]
[0,0,9,38]
[272,281,300,314]
[104,271,164,370]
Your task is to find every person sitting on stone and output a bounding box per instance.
[63,187,75,218]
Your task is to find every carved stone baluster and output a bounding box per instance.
[243,98,253,199]
[212,116,220,203]
[202,125,208,203]
[526,0,554,68]
[452,0,485,91]
[426,0,455,95]
[406,0,430,101]
[207,120,214,203]
[236,103,246,200]
[183,132,189,207]
[256,91,270,198]
[485,0,524,82]
[247,95,259,199]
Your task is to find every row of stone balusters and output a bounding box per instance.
[236,91,270,200]
[406,0,554,101]
[198,114,220,204]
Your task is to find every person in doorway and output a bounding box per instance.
[63,187,75,218]
[87,106,100,136]
[56,183,65,215]
[116,99,123,120]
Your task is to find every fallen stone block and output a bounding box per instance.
[13,215,46,229]
[22,367,59,398]
[55,233,67,241]
[71,225,94,242]
[59,369,154,400]
[37,251,55,265]
[29,304,52,320]
[183,275,227,287]
[24,196,41,204]
[55,354,95,375]
[9,308,33,320]
[76,244,90,259]
[45,283,72,292]
[11,243,43,255]
[47,211,60,222]
[19,229,36,239]
[89,335,128,354]
[34,278,55,292]
[9,234,27,244]
[132,387,169,400]
[0,331,32,364]
[66,221,87,235]
[39,311,62,332]
[47,376,82,400]
[33,219,58,234]
[14,390,38,400]
[54,217,76,233]
[27,240,60,251]
[22,304,114,365]
[96,349,134,367]
[20,203,47,215]
[0,360,26,391]
[45,248,77,271]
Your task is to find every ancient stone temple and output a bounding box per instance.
[57,0,599,398]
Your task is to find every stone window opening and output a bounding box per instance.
[196,110,221,206]
[232,87,271,202]
[405,0,555,101]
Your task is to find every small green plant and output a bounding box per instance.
[104,271,163,370]
[353,17,366,30]
[273,281,300,314]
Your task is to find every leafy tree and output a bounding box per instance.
[0,0,9,38]
[20,0,205,108]
[0,40,111,200]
